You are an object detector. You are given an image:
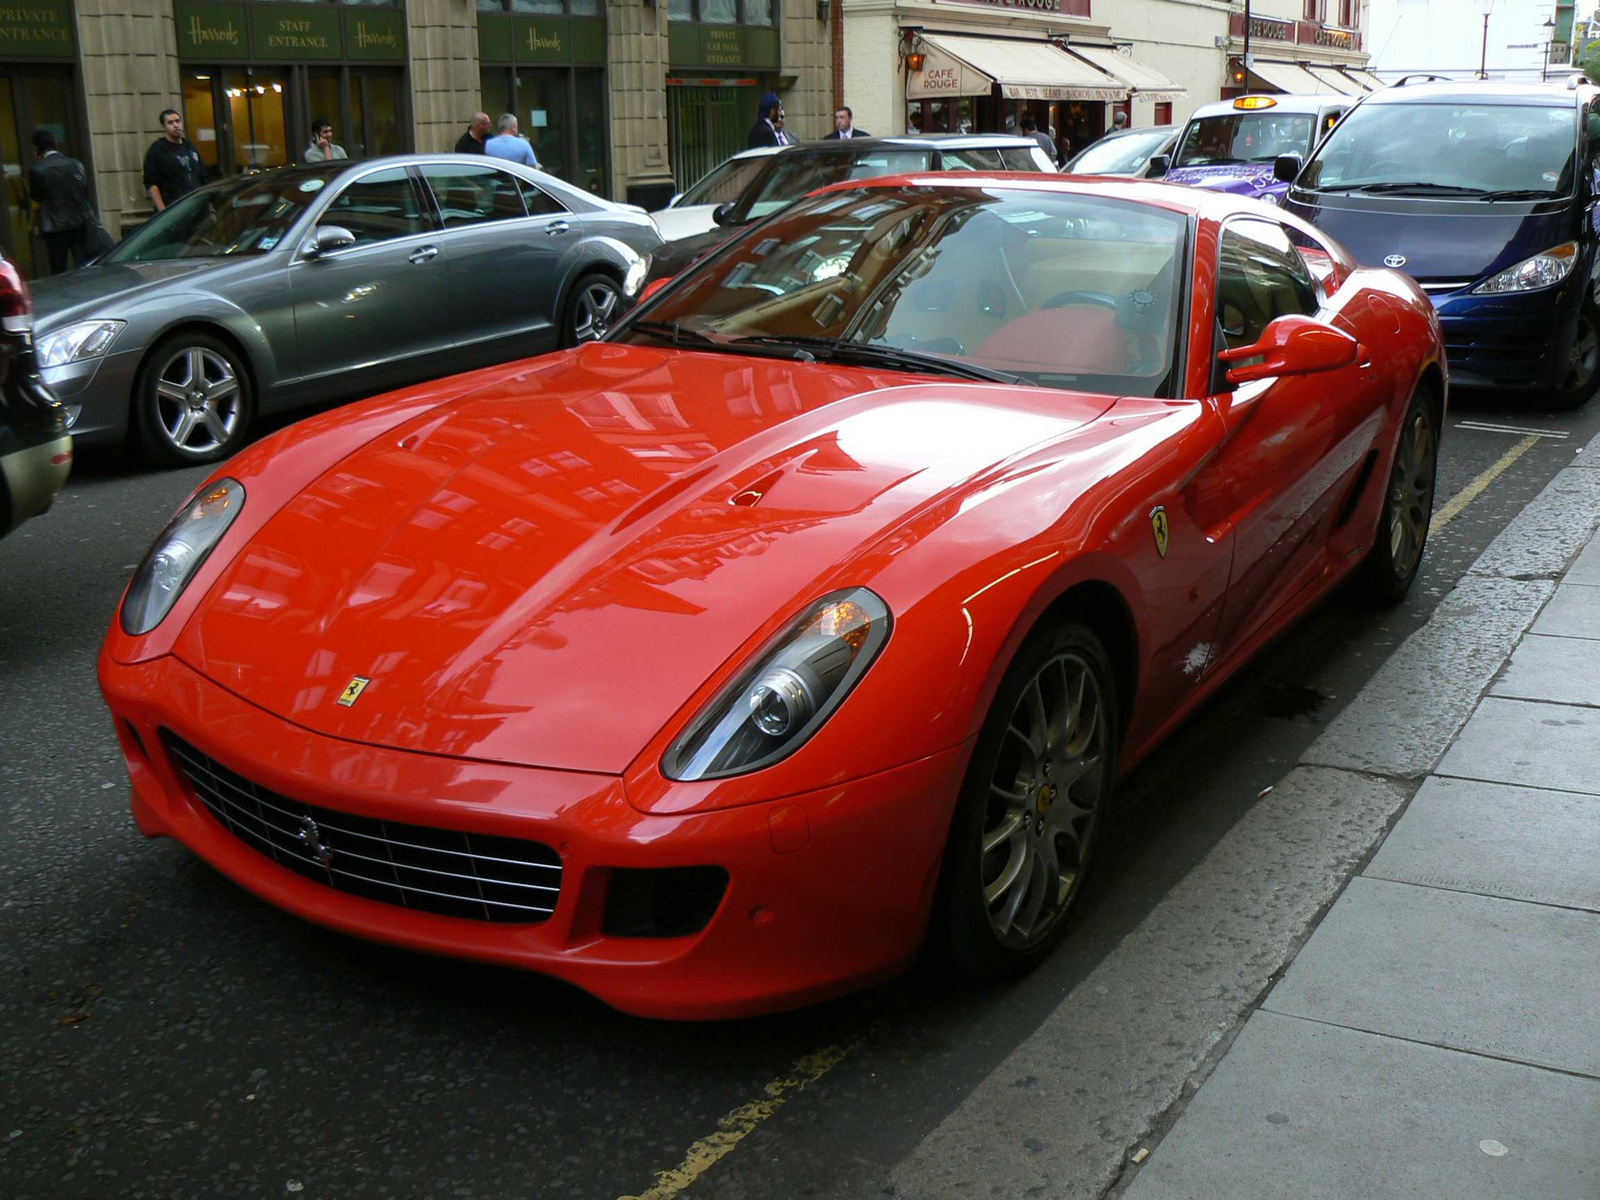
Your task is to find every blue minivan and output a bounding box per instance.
[1284,80,1600,408]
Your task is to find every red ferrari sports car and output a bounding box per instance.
[99,175,1444,1019]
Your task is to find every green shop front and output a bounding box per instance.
[666,11,778,192]
[476,4,607,196]
[0,0,88,277]
[176,0,409,182]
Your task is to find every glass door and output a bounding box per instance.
[516,69,569,181]
[304,66,404,163]
[0,66,86,277]
[226,69,289,172]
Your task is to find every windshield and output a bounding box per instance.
[1070,129,1173,175]
[620,186,1186,397]
[1299,102,1576,196]
[679,155,770,206]
[106,167,342,262]
[1173,113,1315,167]
[733,150,934,221]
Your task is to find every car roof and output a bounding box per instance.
[1361,79,1595,107]
[773,133,1044,154]
[1187,94,1346,118]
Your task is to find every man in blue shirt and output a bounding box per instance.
[484,113,540,169]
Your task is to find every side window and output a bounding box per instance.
[1215,220,1321,351]
[940,148,1005,171]
[419,164,527,229]
[323,169,432,248]
[1000,146,1053,172]
[519,179,567,217]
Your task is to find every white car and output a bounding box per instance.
[652,147,781,242]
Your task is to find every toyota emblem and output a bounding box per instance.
[1383,254,1407,269]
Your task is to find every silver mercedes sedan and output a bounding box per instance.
[33,156,662,466]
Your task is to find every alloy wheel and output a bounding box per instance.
[153,346,242,456]
[572,280,619,343]
[980,649,1109,950]
[1560,313,1600,396]
[1386,403,1436,581]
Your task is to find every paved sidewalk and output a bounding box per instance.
[1119,454,1600,1197]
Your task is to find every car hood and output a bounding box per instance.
[176,343,1114,773]
[1285,193,1564,280]
[651,205,719,243]
[32,259,234,327]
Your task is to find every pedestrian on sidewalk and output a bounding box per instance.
[143,108,203,212]
[28,128,92,274]
[484,114,540,168]
[747,94,791,147]
[824,107,870,140]
[304,117,346,163]
[1018,113,1056,164]
[455,112,491,155]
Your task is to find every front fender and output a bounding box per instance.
[126,289,286,395]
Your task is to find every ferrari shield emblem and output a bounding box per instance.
[336,676,370,707]
[1150,507,1170,559]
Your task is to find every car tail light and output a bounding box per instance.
[0,259,33,334]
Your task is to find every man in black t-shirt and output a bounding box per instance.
[455,112,490,155]
[143,108,203,211]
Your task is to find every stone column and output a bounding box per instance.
[780,3,830,142]
[75,0,182,237]
[605,1,674,203]
[408,0,481,153]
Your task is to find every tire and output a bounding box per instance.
[132,332,253,468]
[933,620,1119,980]
[1361,383,1438,605]
[561,272,623,348]
[1548,302,1600,411]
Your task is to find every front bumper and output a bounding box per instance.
[99,651,967,1019]
[1430,280,1582,393]
[0,431,72,534]
[41,346,144,447]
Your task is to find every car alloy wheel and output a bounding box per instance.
[936,621,1117,977]
[154,346,242,456]
[981,647,1110,951]
[1553,304,1600,408]
[567,275,621,346]
[1362,384,1437,604]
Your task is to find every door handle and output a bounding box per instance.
[408,245,438,264]
[546,220,570,236]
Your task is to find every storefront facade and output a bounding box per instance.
[12,0,828,277]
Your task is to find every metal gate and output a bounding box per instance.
[667,83,753,192]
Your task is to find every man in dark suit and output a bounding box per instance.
[746,93,792,148]
[28,128,91,275]
[823,107,870,140]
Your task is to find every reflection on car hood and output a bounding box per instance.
[1285,194,1555,280]
[1165,164,1278,196]
[31,259,235,327]
[176,343,1114,772]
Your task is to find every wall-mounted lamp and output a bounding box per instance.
[907,51,925,71]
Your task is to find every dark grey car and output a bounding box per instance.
[33,156,662,466]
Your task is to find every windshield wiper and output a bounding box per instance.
[731,336,1022,384]
[1312,182,1487,195]
[1477,188,1563,201]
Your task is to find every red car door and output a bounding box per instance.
[1185,217,1384,662]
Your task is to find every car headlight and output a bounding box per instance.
[663,588,892,781]
[121,478,245,636]
[37,319,125,370]
[623,253,650,297]
[1257,192,1279,206]
[1472,242,1578,294]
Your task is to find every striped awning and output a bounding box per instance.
[1250,60,1343,95]
[1068,45,1187,104]
[909,34,1128,103]
[1302,64,1366,95]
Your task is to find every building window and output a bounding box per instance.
[1154,101,1173,125]
[1337,0,1358,27]
[1303,0,1325,20]
[669,0,775,25]
[478,0,599,12]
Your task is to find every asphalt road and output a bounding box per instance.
[2,386,1597,1200]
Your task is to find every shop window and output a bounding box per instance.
[479,0,599,11]
[670,0,773,25]
[1154,102,1173,126]
[420,163,528,227]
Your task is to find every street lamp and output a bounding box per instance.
[1542,15,1559,82]
[1479,0,1494,81]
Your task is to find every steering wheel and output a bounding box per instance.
[1043,290,1120,310]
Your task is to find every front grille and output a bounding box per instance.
[163,732,561,923]
[1418,279,1472,294]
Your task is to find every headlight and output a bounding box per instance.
[663,588,892,781]
[121,478,245,636]
[1257,192,1279,206]
[623,253,650,297]
[1472,242,1578,294]
[37,319,125,370]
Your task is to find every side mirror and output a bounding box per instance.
[1217,315,1360,385]
[1147,154,1171,178]
[1273,153,1304,184]
[638,277,671,304]
[666,192,683,209]
[307,225,356,257]
[711,202,736,227]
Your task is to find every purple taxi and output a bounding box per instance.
[1162,94,1351,205]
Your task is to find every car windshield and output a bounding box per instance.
[679,155,770,206]
[733,149,934,221]
[106,167,343,262]
[1173,113,1316,167]
[1298,102,1576,196]
[1070,129,1173,175]
[621,185,1186,397]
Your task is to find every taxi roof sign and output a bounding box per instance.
[1233,96,1278,110]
